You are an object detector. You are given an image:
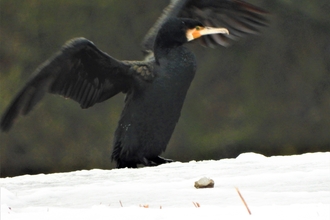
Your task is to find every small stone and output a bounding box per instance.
[194,177,214,189]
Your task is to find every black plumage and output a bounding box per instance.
[0,0,268,168]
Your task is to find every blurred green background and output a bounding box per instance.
[1,0,329,177]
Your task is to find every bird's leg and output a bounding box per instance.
[141,157,154,166]
[116,161,138,169]
[150,156,174,165]
[141,156,174,167]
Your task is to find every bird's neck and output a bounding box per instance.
[154,46,176,66]
[154,45,197,81]
[154,33,184,65]
[154,43,184,65]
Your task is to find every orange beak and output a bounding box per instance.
[186,26,229,41]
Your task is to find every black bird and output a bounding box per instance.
[0,0,268,168]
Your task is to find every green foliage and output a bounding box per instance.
[1,0,329,176]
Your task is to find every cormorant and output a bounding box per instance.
[0,0,268,168]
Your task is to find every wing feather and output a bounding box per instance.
[142,0,269,50]
[1,38,133,131]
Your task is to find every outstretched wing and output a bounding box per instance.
[1,38,132,132]
[142,0,269,51]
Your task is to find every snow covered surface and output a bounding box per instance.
[1,152,329,220]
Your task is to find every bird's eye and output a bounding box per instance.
[195,26,202,30]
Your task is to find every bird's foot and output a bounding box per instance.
[152,156,174,164]
[142,156,174,166]
[116,161,138,169]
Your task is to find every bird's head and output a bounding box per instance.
[155,18,229,49]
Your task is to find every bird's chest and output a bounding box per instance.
[118,49,196,148]
[155,49,197,91]
[123,49,196,125]
[136,50,196,119]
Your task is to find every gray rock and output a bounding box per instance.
[194,177,214,188]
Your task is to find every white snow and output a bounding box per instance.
[1,152,329,220]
